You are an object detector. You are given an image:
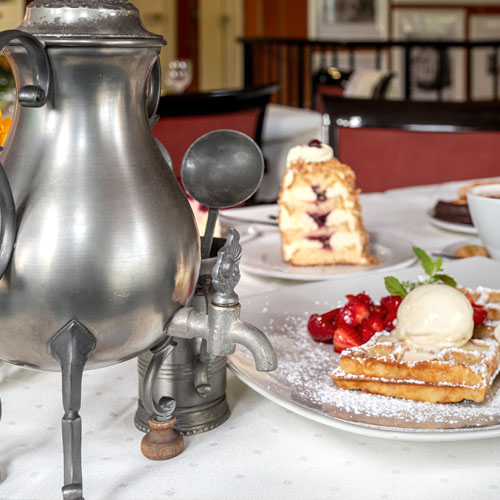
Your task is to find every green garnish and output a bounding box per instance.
[384,247,457,298]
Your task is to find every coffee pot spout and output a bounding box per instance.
[223,318,277,372]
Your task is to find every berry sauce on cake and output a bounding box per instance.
[278,141,379,267]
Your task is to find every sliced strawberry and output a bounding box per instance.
[345,292,374,307]
[464,294,487,326]
[321,307,341,325]
[366,314,384,333]
[380,295,402,314]
[339,301,370,327]
[359,322,375,343]
[307,314,335,343]
[472,304,487,326]
[337,304,355,326]
[334,324,362,353]
[383,311,397,332]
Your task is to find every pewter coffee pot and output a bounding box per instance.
[0,1,277,499]
[0,2,199,370]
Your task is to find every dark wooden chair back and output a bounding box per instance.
[154,84,279,177]
[321,96,500,192]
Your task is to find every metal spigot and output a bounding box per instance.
[166,229,277,372]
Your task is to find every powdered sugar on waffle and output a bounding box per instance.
[239,313,500,431]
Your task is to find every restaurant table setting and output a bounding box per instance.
[3,178,500,500]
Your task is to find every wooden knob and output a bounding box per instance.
[141,417,184,460]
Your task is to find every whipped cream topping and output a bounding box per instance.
[395,284,474,349]
[286,143,334,166]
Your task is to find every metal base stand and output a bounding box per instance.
[135,394,230,436]
[48,319,96,500]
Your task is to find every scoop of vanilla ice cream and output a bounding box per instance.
[286,143,333,166]
[395,284,474,348]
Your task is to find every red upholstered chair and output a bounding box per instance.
[153,84,278,178]
[321,96,500,193]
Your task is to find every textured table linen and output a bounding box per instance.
[1,179,499,500]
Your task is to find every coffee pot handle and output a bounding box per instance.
[0,157,16,278]
[0,29,51,107]
[0,30,51,277]
[147,58,161,128]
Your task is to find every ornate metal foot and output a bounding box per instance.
[48,319,96,500]
[141,335,184,460]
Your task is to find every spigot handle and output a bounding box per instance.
[0,30,50,107]
[211,228,241,306]
[147,57,161,128]
[142,335,177,422]
[193,339,212,397]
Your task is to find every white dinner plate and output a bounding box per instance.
[428,210,478,235]
[229,257,500,441]
[240,230,417,281]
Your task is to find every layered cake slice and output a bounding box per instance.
[278,140,378,266]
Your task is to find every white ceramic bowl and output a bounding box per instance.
[467,183,500,260]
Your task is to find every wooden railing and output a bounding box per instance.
[239,37,500,108]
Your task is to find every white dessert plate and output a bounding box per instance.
[220,204,279,227]
[229,257,500,441]
[427,210,478,235]
[240,230,416,281]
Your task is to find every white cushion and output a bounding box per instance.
[257,104,323,201]
[262,104,323,143]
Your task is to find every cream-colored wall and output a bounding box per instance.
[0,0,25,31]
[199,0,243,91]
[132,0,177,92]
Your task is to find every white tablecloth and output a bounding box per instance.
[1,180,497,500]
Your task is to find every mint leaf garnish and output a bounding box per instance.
[384,276,409,298]
[384,248,457,297]
[413,246,434,277]
[433,256,443,275]
[435,273,457,288]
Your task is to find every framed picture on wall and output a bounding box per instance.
[392,8,466,101]
[311,0,389,40]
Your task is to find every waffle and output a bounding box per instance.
[330,287,500,403]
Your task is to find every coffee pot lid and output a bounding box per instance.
[17,0,164,43]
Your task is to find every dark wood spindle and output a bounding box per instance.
[404,43,412,100]
[277,43,283,104]
[375,47,381,70]
[493,46,499,101]
[298,43,305,108]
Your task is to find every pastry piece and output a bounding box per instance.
[278,141,379,267]
[458,180,500,201]
[454,244,489,259]
[330,285,500,403]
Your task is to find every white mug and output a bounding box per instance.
[467,183,500,260]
